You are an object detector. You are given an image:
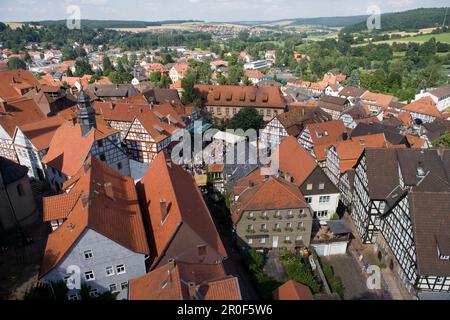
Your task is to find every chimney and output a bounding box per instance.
[359,139,365,145]
[166,157,172,168]
[0,98,6,113]
[168,258,176,268]
[67,223,75,232]
[249,179,254,187]
[81,195,90,208]
[188,282,198,300]
[104,182,114,200]
[285,172,291,183]
[83,161,91,174]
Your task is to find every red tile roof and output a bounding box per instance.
[129,260,241,300]
[304,120,347,161]
[231,175,309,224]
[196,85,286,109]
[361,91,394,109]
[94,101,151,122]
[272,280,313,300]
[331,133,389,173]
[0,69,39,100]
[404,96,442,118]
[138,152,227,268]
[39,156,149,277]
[0,96,47,137]
[17,116,64,151]
[275,136,318,187]
[42,121,118,177]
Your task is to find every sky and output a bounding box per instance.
[0,0,448,22]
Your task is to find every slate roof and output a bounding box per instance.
[0,156,28,184]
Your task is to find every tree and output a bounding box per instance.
[181,72,200,105]
[75,59,93,77]
[0,22,6,32]
[161,52,174,65]
[432,131,450,148]
[7,57,26,70]
[228,107,264,131]
[159,74,171,88]
[102,56,114,76]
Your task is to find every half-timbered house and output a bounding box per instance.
[260,106,331,149]
[42,91,130,191]
[351,148,450,296]
[123,104,185,164]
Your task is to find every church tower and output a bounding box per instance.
[77,88,96,136]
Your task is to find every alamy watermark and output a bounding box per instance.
[367,5,381,31]
[66,5,81,30]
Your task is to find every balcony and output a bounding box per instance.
[286,215,294,220]
[297,227,306,232]
[246,229,255,234]
[285,227,294,232]
[272,227,282,232]
[260,228,269,233]
[246,216,256,221]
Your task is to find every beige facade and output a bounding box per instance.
[206,105,284,122]
[235,208,313,249]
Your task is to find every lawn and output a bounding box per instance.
[398,32,450,44]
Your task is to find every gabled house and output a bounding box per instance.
[42,91,130,190]
[261,106,331,149]
[244,70,267,85]
[325,133,393,206]
[136,152,227,270]
[231,173,313,249]
[403,96,442,124]
[197,85,286,122]
[415,84,450,112]
[94,101,151,140]
[360,91,395,114]
[39,156,149,300]
[275,136,340,221]
[318,96,351,120]
[338,86,368,106]
[0,96,47,162]
[129,260,241,300]
[298,120,347,167]
[123,104,185,163]
[12,116,64,181]
[350,147,450,296]
[169,63,189,83]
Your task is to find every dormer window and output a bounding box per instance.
[416,161,425,178]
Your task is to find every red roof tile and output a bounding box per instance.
[272,280,313,300]
[138,152,227,267]
[39,157,149,277]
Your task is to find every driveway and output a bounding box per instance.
[324,254,389,300]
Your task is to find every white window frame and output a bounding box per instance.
[105,266,114,277]
[116,264,126,275]
[84,271,95,281]
[121,282,129,291]
[109,283,118,293]
[89,289,99,298]
[83,250,93,260]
